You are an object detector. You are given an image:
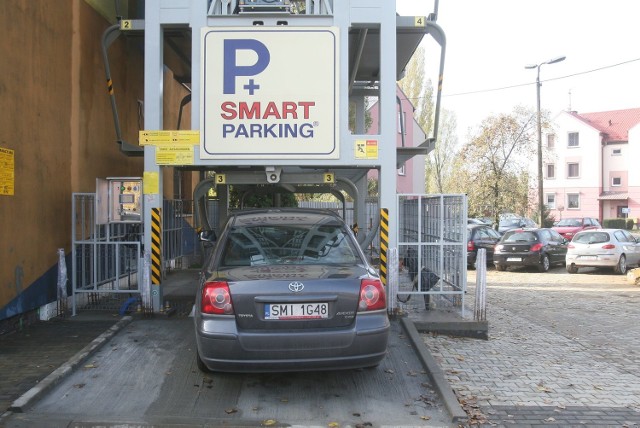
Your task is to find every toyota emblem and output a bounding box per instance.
[288,282,304,292]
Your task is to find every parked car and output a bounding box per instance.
[493,228,568,272]
[565,228,640,275]
[497,216,537,235]
[467,224,502,269]
[552,217,602,241]
[468,217,492,225]
[194,208,390,373]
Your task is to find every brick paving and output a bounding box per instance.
[424,266,640,427]
[0,315,118,414]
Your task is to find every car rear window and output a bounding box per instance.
[556,218,581,227]
[221,224,362,267]
[502,231,538,243]
[573,232,609,244]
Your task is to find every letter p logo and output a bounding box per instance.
[223,39,270,95]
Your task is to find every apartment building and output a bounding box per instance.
[543,108,640,225]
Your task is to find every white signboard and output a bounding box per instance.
[201,27,339,159]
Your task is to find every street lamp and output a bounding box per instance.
[525,56,566,227]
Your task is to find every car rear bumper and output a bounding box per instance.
[195,312,390,372]
[493,253,540,267]
[566,254,618,268]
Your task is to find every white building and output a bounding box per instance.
[544,108,640,225]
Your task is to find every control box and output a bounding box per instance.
[96,177,143,224]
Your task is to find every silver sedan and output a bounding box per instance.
[194,208,390,373]
[566,228,640,274]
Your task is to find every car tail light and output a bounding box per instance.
[531,243,543,252]
[602,244,616,250]
[201,281,234,315]
[358,279,386,312]
[467,241,475,251]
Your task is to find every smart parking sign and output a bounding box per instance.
[201,27,339,159]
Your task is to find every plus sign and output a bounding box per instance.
[244,79,260,95]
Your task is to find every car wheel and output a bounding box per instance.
[538,254,550,272]
[196,351,210,373]
[566,264,578,274]
[495,264,506,272]
[614,255,627,275]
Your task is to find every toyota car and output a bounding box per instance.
[194,208,390,373]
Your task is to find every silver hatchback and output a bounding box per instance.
[566,228,640,274]
[194,208,390,373]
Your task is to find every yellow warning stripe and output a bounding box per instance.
[151,208,162,285]
[379,208,389,285]
[107,79,113,95]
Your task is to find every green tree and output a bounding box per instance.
[425,108,458,193]
[399,46,434,137]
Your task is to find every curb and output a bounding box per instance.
[400,316,468,424]
[7,316,133,413]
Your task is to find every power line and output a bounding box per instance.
[439,57,640,98]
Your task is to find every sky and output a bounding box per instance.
[395,0,640,143]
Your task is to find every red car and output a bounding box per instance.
[552,217,601,241]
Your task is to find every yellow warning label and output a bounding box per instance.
[355,139,378,159]
[156,146,194,165]
[0,147,15,196]
[139,130,200,146]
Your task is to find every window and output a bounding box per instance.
[547,134,555,149]
[397,111,407,134]
[612,177,621,186]
[546,164,555,179]
[568,132,579,147]
[545,194,556,209]
[612,148,622,155]
[567,162,580,178]
[567,193,580,209]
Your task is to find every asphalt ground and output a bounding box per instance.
[423,265,640,427]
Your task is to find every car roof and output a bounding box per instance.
[575,228,622,234]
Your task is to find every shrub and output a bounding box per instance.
[603,218,632,229]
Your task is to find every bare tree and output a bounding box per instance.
[456,106,537,225]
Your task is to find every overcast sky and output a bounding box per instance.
[396,0,640,143]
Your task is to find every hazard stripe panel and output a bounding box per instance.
[379,208,389,285]
[151,208,162,285]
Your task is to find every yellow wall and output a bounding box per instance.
[0,0,193,320]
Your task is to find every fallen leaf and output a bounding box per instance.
[384,369,395,374]
[262,420,277,426]
[225,408,238,414]
[456,355,465,361]
[420,416,431,420]
[84,364,97,369]
[280,398,289,403]
[593,385,604,390]
[328,423,339,428]
[73,383,86,389]
[545,417,556,422]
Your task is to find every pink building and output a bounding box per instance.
[367,85,427,194]
[543,108,640,225]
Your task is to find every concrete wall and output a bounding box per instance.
[0,0,192,324]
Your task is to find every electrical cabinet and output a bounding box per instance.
[96,177,143,224]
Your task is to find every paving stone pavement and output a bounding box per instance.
[423,266,640,427]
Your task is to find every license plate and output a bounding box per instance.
[265,303,329,320]
[507,257,522,262]
[579,256,597,260]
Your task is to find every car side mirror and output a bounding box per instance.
[199,230,217,247]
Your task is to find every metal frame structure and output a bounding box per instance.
[134,0,446,311]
